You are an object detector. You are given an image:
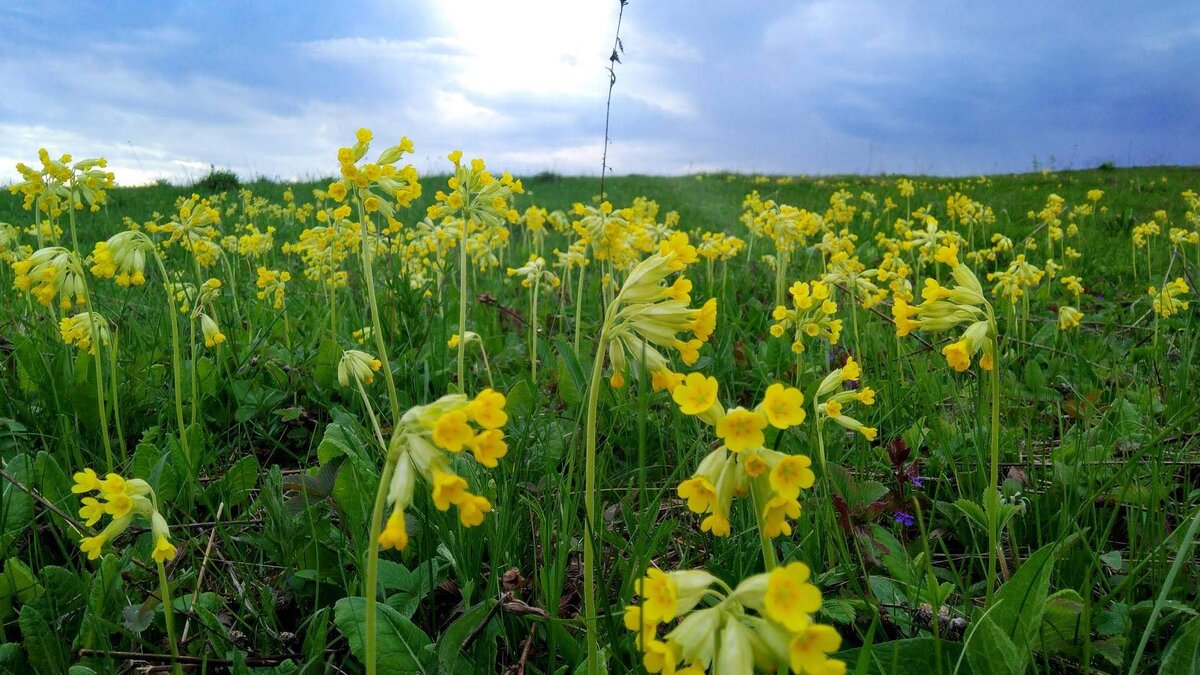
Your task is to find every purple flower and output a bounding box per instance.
[894,512,915,527]
[910,476,924,488]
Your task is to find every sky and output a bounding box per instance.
[1,1,1197,185]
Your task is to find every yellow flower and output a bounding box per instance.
[431,470,469,511]
[651,369,685,393]
[378,511,409,550]
[839,356,861,382]
[677,477,718,514]
[942,339,971,372]
[466,388,508,429]
[701,513,731,536]
[672,373,719,416]
[467,429,508,468]
[152,536,177,563]
[432,410,475,452]
[770,455,815,500]
[760,383,806,429]
[457,494,492,526]
[79,534,108,561]
[79,497,104,526]
[762,495,802,537]
[789,623,843,675]
[765,562,822,631]
[823,400,843,418]
[637,568,678,623]
[72,468,102,494]
[716,408,768,452]
[103,493,134,519]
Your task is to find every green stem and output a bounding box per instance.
[985,329,1001,606]
[457,217,470,389]
[582,327,612,675]
[157,561,183,675]
[573,261,588,356]
[749,477,778,570]
[530,278,540,383]
[66,203,113,470]
[109,330,126,461]
[152,254,190,465]
[356,199,402,422]
[354,376,398,675]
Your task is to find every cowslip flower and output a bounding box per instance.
[72,469,176,563]
[894,244,997,372]
[375,389,509,551]
[59,311,111,354]
[625,564,843,674]
[1150,278,1190,317]
[813,357,877,441]
[603,233,717,388]
[672,375,812,538]
[770,280,843,353]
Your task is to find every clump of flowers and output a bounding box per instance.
[1150,278,1190,318]
[375,389,510,550]
[60,312,111,354]
[91,231,151,287]
[672,374,812,538]
[10,246,87,309]
[769,280,842,354]
[895,245,997,372]
[255,267,291,309]
[813,357,877,442]
[72,468,176,563]
[625,563,844,674]
[602,233,716,388]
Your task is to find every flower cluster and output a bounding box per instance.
[428,151,521,227]
[1149,278,1190,318]
[60,312,111,354]
[506,254,561,289]
[11,246,87,309]
[171,278,226,347]
[90,230,153,287]
[769,280,843,353]
[376,389,510,550]
[339,349,384,387]
[813,357,877,441]
[255,267,291,309]
[672,375,812,537]
[604,233,717,388]
[893,245,996,372]
[73,469,177,563]
[328,128,422,218]
[626,563,844,674]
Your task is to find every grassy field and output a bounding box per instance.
[1,157,1198,674]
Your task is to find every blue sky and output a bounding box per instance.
[1,1,1197,184]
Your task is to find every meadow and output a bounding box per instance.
[0,138,1198,675]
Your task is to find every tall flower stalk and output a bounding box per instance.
[579,234,714,673]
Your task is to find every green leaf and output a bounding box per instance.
[437,601,494,674]
[981,542,1059,659]
[965,613,1023,675]
[333,596,433,674]
[75,555,123,651]
[0,454,35,557]
[835,637,966,675]
[19,604,67,674]
[0,558,41,623]
[1035,589,1085,655]
[214,454,259,508]
[314,337,341,391]
[1162,615,1200,675]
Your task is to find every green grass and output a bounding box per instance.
[0,165,1198,674]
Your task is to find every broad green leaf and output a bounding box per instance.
[835,637,967,675]
[980,542,1059,659]
[19,604,67,674]
[965,613,1023,675]
[334,596,433,674]
[437,601,494,674]
[1161,615,1200,675]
